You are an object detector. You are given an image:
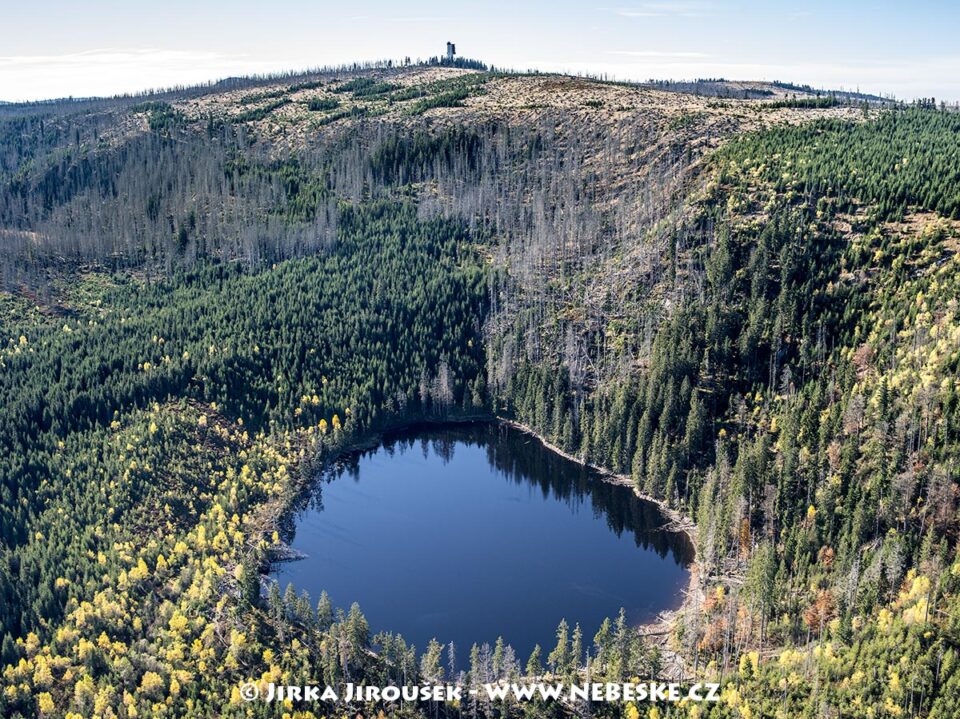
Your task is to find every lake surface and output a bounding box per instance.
[272,422,693,662]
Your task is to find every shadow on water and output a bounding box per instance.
[282,422,694,565]
[274,421,694,659]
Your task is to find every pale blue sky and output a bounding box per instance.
[1,0,958,101]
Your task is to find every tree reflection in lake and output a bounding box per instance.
[274,422,692,661]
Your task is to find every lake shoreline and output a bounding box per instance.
[499,419,702,679]
[268,412,701,679]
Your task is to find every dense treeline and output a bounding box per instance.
[499,108,960,716]
[0,202,486,645]
[718,109,960,220]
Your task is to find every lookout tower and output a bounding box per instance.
[446,42,456,62]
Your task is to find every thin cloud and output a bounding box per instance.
[615,2,715,18]
[347,15,448,23]
[384,16,449,22]
[0,48,255,68]
[0,48,293,101]
[608,50,709,58]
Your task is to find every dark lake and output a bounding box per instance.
[272,422,693,662]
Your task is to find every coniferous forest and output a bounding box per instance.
[1,64,959,718]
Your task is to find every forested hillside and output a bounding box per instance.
[505,109,960,717]
[1,65,959,718]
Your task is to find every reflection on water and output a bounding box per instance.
[274,422,693,661]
